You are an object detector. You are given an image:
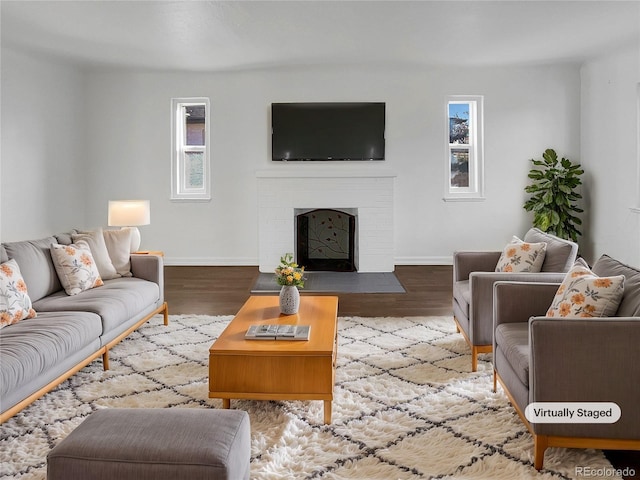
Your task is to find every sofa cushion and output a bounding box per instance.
[102,228,133,277]
[546,261,625,318]
[0,259,37,329]
[51,243,104,296]
[0,311,103,400]
[72,229,119,280]
[523,228,578,273]
[495,236,546,273]
[495,323,530,387]
[452,280,470,318]
[3,237,62,302]
[592,254,640,317]
[33,278,160,337]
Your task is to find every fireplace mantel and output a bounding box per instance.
[256,168,397,273]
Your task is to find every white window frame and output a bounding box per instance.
[171,97,211,201]
[444,95,484,201]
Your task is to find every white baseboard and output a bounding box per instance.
[165,256,453,266]
[394,256,453,265]
[164,257,259,266]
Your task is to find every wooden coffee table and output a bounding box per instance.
[209,295,338,423]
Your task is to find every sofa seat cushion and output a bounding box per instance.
[494,323,530,387]
[33,278,160,337]
[0,311,102,399]
[453,280,470,318]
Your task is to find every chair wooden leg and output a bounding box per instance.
[102,350,110,371]
[534,435,548,470]
[493,370,497,393]
[162,302,169,326]
[471,347,478,372]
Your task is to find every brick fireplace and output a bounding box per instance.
[256,168,396,273]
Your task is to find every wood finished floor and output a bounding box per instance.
[164,265,453,317]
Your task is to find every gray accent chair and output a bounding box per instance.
[493,254,640,470]
[453,228,578,371]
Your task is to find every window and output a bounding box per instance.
[444,96,484,201]
[171,98,210,201]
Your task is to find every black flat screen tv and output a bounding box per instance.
[271,102,385,161]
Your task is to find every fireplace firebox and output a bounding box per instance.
[296,209,356,272]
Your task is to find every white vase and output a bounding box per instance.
[279,286,300,315]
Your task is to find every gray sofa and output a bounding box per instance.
[0,234,168,423]
[453,228,578,371]
[493,254,640,469]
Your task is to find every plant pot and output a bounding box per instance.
[279,286,300,315]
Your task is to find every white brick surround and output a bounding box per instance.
[256,168,396,273]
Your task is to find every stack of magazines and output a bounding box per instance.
[245,324,310,341]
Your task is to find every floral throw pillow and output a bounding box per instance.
[0,259,37,329]
[495,236,547,273]
[546,261,625,318]
[50,242,104,296]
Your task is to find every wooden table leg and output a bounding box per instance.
[222,398,230,409]
[323,400,332,424]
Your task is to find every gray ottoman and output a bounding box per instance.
[47,408,251,480]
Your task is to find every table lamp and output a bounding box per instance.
[108,200,150,253]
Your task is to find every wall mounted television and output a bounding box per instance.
[271,102,385,161]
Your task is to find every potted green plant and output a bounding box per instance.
[523,148,584,242]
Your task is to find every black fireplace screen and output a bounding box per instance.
[296,209,356,272]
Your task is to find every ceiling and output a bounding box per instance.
[2,1,639,72]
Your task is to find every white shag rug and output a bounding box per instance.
[0,314,621,480]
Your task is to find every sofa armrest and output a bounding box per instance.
[529,317,640,437]
[130,254,164,303]
[493,281,560,327]
[453,251,502,282]
[464,273,563,344]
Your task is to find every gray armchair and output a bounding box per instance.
[493,254,640,470]
[453,228,578,371]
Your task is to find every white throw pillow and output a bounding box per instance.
[103,228,133,277]
[495,236,547,273]
[72,228,119,280]
[0,259,37,329]
[51,242,104,296]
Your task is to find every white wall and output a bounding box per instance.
[0,48,581,264]
[1,48,86,241]
[80,64,580,265]
[580,44,640,266]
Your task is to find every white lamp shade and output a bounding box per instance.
[108,200,150,227]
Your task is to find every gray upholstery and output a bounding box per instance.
[131,254,165,304]
[1,234,166,421]
[493,255,640,468]
[34,278,160,337]
[523,228,579,272]
[0,311,102,407]
[592,254,640,317]
[3,237,62,302]
[494,323,528,387]
[452,228,577,370]
[47,408,251,480]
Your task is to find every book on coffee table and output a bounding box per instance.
[245,324,310,341]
